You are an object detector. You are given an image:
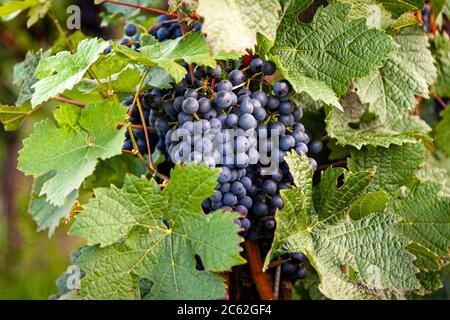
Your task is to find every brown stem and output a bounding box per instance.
[244,240,275,300]
[435,95,447,109]
[136,98,156,171]
[118,123,156,131]
[53,97,86,108]
[148,19,178,33]
[101,0,178,17]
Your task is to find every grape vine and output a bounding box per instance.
[0,0,449,301]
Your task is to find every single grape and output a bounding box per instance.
[294,267,307,280]
[218,167,231,183]
[249,58,264,73]
[262,61,276,75]
[291,252,306,263]
[198,97,212,113]
[264,220,276,230]
[253,202,269,216]
[282,262,296,274]
[241,218,251,230]
[262,179,277,196]
[182,97,199,114]
[239,114,257,130]
[240,195,253,209]
[231,181,246,196]
[215,91,234,109]
[124,23,137,37]
[266,96,280,110]
[279,101,294,115]
[226,114,239,128]
[252,91,268,106]
[156,27,170,41]
[239,100,254,114]
[253,107,267,121]
[215,80,233,92]
[280,135,295,151]
[269,195,284,209]
[210,190,222,202]
[273,81,290,98]
[309,139,323,154]
[223,192,238,206]
[123,140,133,150]
[184,88,198,99]
[228,70,245,86]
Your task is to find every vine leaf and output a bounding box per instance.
[0,102,32,131]
[325,93,425,149]
[30,173,78,238]
[348,143,427,197]
[355,27,437,123]
[114,32,219,83]
[197,0,280,55]
[271,3,395,109]
[266,152,419,300]
[13,50,49,106]
[31,38,109,107]
[71,165,245,300]
[433,33,450,98]
[18,101,127,206]
[393,182,450,261]
[347,143,450,276]
[0,0,51,28]
[377,0,424,16]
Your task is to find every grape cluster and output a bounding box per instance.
[117,15,315,280]
[138,55,317,280]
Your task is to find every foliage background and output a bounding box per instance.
[0,0,448,300]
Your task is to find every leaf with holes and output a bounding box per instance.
[71,165,245,299]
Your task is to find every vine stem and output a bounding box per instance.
[101,0,178,17]
[178,13,195,82]
[244,240,275,300]
[435,95,447,109]
[53,97,86,108]
[117,123,156,131]
[148,19,178,33]
[136,97,156,171]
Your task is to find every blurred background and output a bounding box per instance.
[0,0,448,300]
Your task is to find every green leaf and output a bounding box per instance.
[144,67,174,90]
[313,167,374,224]
[355,27,437,123]
[79,65,142,94]
[348,143,427,197]
[339,0,392,29]
[377,0,424,16]
[266,153,419,299]
[271,3,395,102]
[393,182,450,258]
[0,102,32,131]
[0,0,50,27]
[18,101,127,206]
[82,154,147,191]
[72,165,245,300]
[13,50,49,106]
[349,191,389,220]
[432,33,450,98]
[115,33,215,83]
[30,173,78,238]
[325,93,420,149]
[31,38,109,107]
[197,0,280,54]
